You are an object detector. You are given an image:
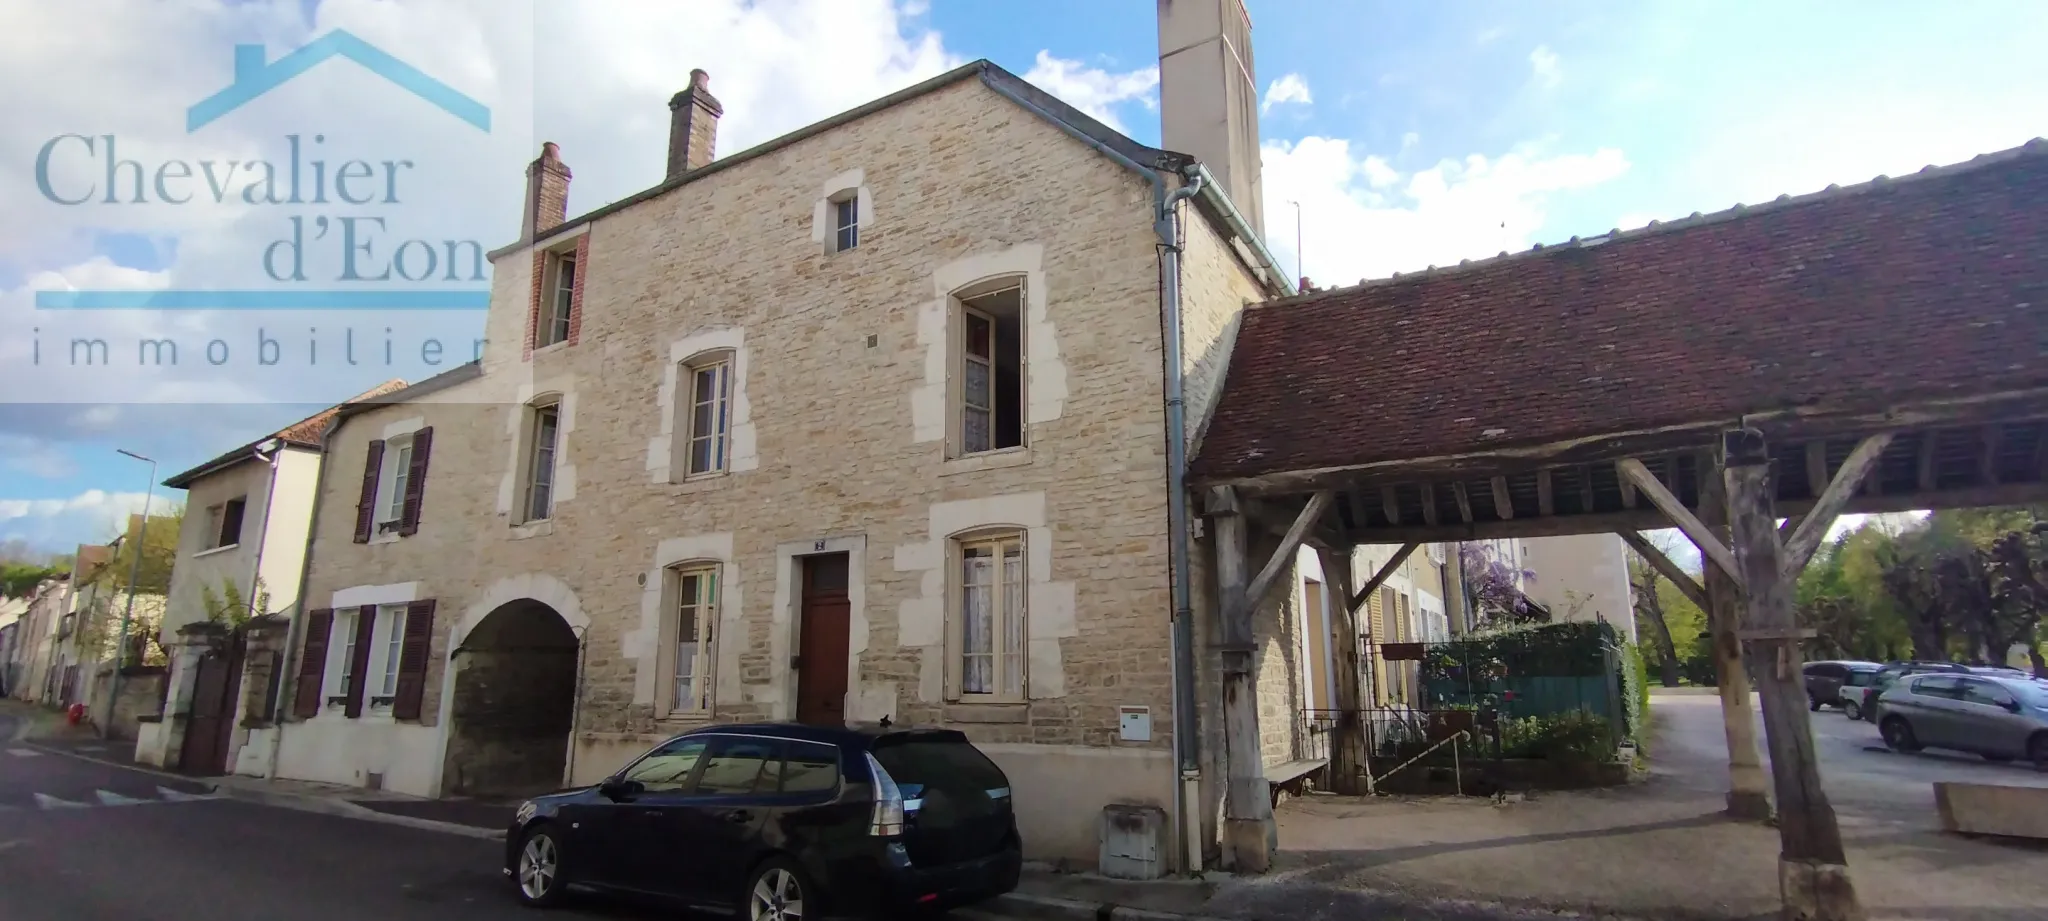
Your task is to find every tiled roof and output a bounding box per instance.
[1191,139,2048,482]
[163,380,408,488]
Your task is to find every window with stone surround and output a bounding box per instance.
[676,351,733,478]
[831,193,858,253]
[949,279,1025,458]
[947,530,1026,701]
[521,400,562,523]
[538,248,576,348]
[660,563,718,716]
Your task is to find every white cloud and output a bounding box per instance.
[1261,73,1313,114]
[1530,45,1563,89]
[0,489,156,549]
[1021,51,1158,133]
[0,435,74,479]
[1260,137,1630,287]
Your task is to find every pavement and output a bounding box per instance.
[7,693,2047,921]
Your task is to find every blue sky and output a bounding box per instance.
[4,0,2045,553]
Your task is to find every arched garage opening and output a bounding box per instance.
[443,599,579,798]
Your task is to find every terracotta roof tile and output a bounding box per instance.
[1191,140,2048,482]
[163,379,408,488]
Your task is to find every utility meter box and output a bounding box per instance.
[1098,803,1168,880]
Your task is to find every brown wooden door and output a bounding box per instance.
[795,553,852,726]
[181,631,246,776]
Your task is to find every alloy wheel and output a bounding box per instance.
[519,833,558,901]
[751,867,804,921]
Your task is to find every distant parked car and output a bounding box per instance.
[1834,664,1883,720]
[1843,661,1973,721]
[1804,660,1881,712]
[1874,672,2048,769]
[504,723,1022,918]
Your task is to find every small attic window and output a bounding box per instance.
[832,194,859,253]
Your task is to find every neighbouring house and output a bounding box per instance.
[132,382,404,774]
[0,596,24,696]
[10,575,71,703]
[246,1,1288,872]
[1521,535,1637,643]
[60,524,169,736]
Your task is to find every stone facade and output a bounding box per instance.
[279,71,1275,867]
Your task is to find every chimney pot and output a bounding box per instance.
[668,68,723,181]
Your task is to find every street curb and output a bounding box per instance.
[982,892,1233,921]
[17,740,504,842]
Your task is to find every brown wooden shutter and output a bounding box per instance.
[391,599,436,721]
[353,440,385,544]
[343,603,378,718]
[292,609,334,719]
[398,427,433,537]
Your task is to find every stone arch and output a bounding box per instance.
[441,586,582,798]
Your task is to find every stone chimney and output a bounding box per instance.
[1158,0,1264,238]
[667,69,723,180]
[522,142,573,241]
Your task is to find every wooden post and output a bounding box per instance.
[1317,546,1370,795]
[1723,429,1865,921]
[1207,488,1332,873]
[1697,452,1773,821]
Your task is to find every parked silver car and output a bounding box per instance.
[1874,672,2048,768]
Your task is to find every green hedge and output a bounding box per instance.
[1617,642,1649,750]
[1421,621,1618,682]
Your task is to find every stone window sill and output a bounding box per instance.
[940,448,1033,477]
[509,519,555,541]
[944,702,1030,724]
[192,544,240,559]
[664,472,734,496]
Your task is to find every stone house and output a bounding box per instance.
[261,26,1291,870]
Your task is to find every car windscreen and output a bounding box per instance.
[1845,671,1876,687]
[872,734,1011,825]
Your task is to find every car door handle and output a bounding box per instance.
[725,810,751,824]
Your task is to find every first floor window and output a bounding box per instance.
[541,251,576,347]
[684,359,731,476]
[832,195,859,252]
[671,565,717,713]
[525,403,561,522]
[959,533,1025,698]
[954,282,1025,456]
[375,604,407,700]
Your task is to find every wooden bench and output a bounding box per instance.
[1266,758,1329,805]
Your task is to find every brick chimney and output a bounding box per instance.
[667,69,723,180]
[522,142,572,241]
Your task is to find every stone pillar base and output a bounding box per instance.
[1728,789,1774,821]
[1778,858,1864,921]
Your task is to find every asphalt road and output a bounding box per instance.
[0,710,656,921]
[1652,689,2048,825]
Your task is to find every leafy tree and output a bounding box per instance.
[1,562,63,598]
[202,576,273,627]
[1625,533,1705,687]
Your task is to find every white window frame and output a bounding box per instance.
[948,279,1026,459]
[327,608,359,708]
[540,250,576,347]
[523,402,562,523]
[376,436,414,530]
[948,531,1027,702]
[679,355,732,478]
[663,564,718,716]
[371,603,408,703]
[831,194,859,253]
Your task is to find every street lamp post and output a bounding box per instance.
[104,448,157,739]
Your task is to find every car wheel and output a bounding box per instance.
[1808,694,1823,712]
[1842,699,1862,721]
[513,825,567,908]
[1880,716,1922,753]
[746,856,819,921]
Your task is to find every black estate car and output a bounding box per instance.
[504,722,1022,919]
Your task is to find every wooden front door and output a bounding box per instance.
[795,553,852,726]
[181,630,246,776]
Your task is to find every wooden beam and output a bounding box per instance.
[1243,491,1335,621]
[1917,430,1940,491]
[1420,483,1439,527]
[1805,441,1829,499]
[1618,530,1708,611]
[1698,453,1772,821]
[1782,433,1894,576]
[1490,476,1515,520]
[1578,464,1596,514]
[1618,457,1740,581]
[1981,426,2003,486]
[1721,428,1863,919]
[1537,469,1555,517]
[1347,489,1372,533]
[1617,460,1639,509]
[1348,542,1421,611]
[1381,486,1401,526]
[1452,481,1474,524]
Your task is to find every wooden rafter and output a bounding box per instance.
[1805,441,1829,498]
[1982,426,2003,486]
[1782,433,1894,576]
[1617,461,1640,509]
[1618,457,1739,580]
[1578,464,1596,514]
[1452,481,1474,524]
[1491,476,1515,520]
[1348,542,1421,610]
[1347,489,1372,533]
[1242,491,1335,621]
[1537,469,1555,517]
[1381,486,1401,526]
[1618,529,1708,611]
[1917,430,1940,491]
[1420,483,1439,526]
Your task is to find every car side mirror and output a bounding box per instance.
[599,778,643,801]
[2002,699,2022,713]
